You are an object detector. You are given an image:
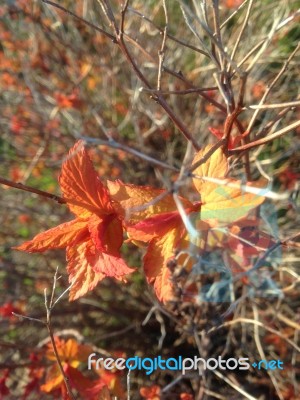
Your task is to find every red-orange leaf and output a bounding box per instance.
[108,180,191,223]
[125,200,199,302]
[14,141,133,301]
[85,240,133,279]
[14,219,89,253]
[144,228,183,302]
[60,141,114,218]
[140,384,161,400]
[67,240,105,301]
[122,145,264,303]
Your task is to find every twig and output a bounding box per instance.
[187,139,225,173]
[127,6,210,57]
[181,1,243,77]
[80,136,179,171]
[219,0,250,31]
[249,106,296,142]
[233,9,300,74]
[44,270,77,400]
[120,0,130,35]
[0,177,66,204]
[157,0,168,91]
[42,0,226,115]
[206,318,300,353]
[245,16,281,73]
[12,313,46,325]
[155,309,166,350]
[252,304,284,400]
[193,174,289,200]
[230,0,254,64]
[246,42,300,134]
[114,8,201,149]
[212,0,224,70]
[14,269,76,399]
[213,72,231,112]
[96,0,118,33]
[140,87,218,95]
[212,370,257,400]
[41,0,116,41]
[127,367,131,400]
[230,119,300,153]
[247,100,300,109]
[96,0,201,150]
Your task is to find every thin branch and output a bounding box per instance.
[247,100,300,109]
[195,175,289,200]
[120,0,130,35]
[11,313,46,325]
[41,0,116,41]
[230,0,254,64]
[0,177,66,204]
[42,0,226,115]
[80,136,179,171]
[213,72,231,112]
[212,370,257,400]
[219,0,250,31]
[127,5,210,57]
[252,305,284,400]
[250,106,296,141]
[157,0,168,91]
[100,3,201,150]
[96,0,118,33]
[212,0,224,70]
[206,318,300,353]
[233,9,300,74]
[44,278,77,400]
[246,42,300,134]
[187,139,225,174]
[231,119,300,153]
[181,1,243,76]
[140,86,218,95]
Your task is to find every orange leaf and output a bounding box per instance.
[66,240,106,301]
[140,384,161,400]
[126,204,198,302]
[88,214,123,255]
[108,180,197,301]
[42,338,95,395]
[127,210,183,242]
[144,228,184,302]
[14,219,89,252]
[98,386,113,400]
[45,337,92,365]
[85,241,133,279]
[126,145,264,302]
[60,141,114,218]
[108,180,192,223]
[64,365,107,399]
[15,141,133,300]
[40,364,63,393]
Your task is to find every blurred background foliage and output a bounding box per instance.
[0,0,299,398]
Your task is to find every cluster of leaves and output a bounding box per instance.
[15,140,264,303]
[0,0,299,399]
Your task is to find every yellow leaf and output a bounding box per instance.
[192,146,265,223]
[192,145,228,193]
